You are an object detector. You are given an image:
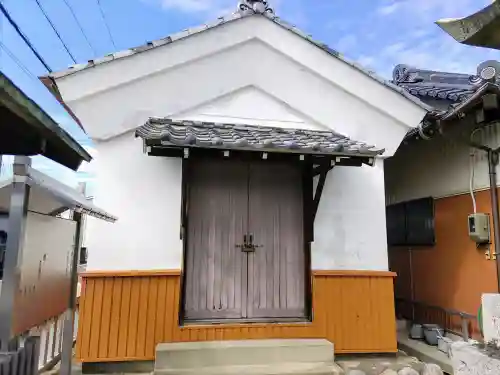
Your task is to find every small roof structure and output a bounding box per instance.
[136,118,384,158]
[0,166,116,222]
[436,1,500,50]
[0,72,91,171]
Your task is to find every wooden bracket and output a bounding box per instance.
[312,164,332,221]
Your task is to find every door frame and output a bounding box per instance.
[179,150,314,325]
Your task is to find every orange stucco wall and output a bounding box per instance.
[76,270,397,362]
[389,189,499,315]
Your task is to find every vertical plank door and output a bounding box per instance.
[183,159,248,321]
[247,162,307,319]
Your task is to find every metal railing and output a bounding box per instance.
[0,308,79,374]
[0,336,40,375]
[396,297,480,340]
[32,310,78,372]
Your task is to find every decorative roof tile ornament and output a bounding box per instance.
[393,60,500,104]
[237,0,274,15]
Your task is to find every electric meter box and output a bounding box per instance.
[468,213,490,243]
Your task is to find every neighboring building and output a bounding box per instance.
[387,62,500,327]
[43,1,429,365]
[436,1,500,50]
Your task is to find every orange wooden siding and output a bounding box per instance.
[76,270,397,362]
[389,189,499,315]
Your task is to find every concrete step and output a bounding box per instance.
[155,361,344,375]
[155,339,334,370]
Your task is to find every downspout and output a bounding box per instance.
[487,149,500,293]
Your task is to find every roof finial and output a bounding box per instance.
[237,0,274,15]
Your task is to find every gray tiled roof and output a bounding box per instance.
[45,10,431,111]
[136,118,384,157]
[393,63,500,104]
[396,60,500,140]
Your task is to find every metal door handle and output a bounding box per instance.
[236,234,251,250]
[236,234,263,252]
[247,234,263,251]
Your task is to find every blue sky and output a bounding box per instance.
[0,0,497,189]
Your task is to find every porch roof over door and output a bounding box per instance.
[136,118,384,161]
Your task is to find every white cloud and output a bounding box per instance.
[160,0,227,13]
[146,0,309,28]
[147,0,236,17]
[362,0,495,78]
[377,2,400,16]
[335,34,357,52]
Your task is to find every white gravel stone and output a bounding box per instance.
[398,368,419,375]
[379,369,398,375]
[422,363,443,375]
[347,370,367,375]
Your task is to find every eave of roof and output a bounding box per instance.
[440,82,500,121]
[0,167,117,222]
[394,61,500,141]
[392,63,483,103]
[0,73,91,171]
[43,11,432,112]
[436,1,500,50]
[136,118,385,158]
[403,83,500,142]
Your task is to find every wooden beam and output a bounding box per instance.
[302,162,314,243]
[312,165,330,221]
[313,164,333,177]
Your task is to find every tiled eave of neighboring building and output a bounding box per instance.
[136,118,385,158]
[392,63,493,104]
[393,61,500,141]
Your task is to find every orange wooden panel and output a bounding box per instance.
[98,278,114,358]
[155,277,168,344]
[88,278,104,359]
[170,277,180,342]
[76,278,90,359]
[76,270,398,363]
[108,277,123,358]
[126,277,141,357]
[389,190,498,314]
[117,277,131,358]
[136,277,150,357]
[146,278,159,356]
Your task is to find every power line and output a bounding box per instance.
[96,0,117,50]
[61,0,97,56]
[0,41,38,81]
[33,0,78,64]
[0,1,52,72]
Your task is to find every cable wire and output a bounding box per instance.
[0,40,38,81]
[61,0,97,56]
[96,0,117,49]
[0,1,52,72]
[33,0,78,64]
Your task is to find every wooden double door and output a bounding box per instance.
[183,159,307,322]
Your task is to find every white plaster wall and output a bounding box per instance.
[386,122,500,204]
[53,15,412,272]
[63,40,409,156]
[173,86,328,131]
[313,159,388,271]
[56,16,426,156]
[85,118,388,272]
[85,133,182,271]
